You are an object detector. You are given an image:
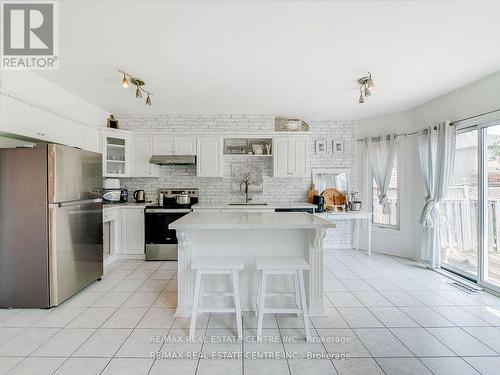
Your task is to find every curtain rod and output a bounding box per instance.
[357,107,500,142]
[357,131,417,142]
[450,107,500,125]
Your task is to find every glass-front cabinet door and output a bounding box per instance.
[102,130,131,177]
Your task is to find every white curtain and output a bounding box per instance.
[418,121,456,268]
[366,135,397,215]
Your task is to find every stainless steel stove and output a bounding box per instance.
[145,189,199,260]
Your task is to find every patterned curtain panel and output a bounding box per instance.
[365,135,397,214]
[418,121,457,268]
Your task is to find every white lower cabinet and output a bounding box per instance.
[132,135,159,177]
[120,208,145,255]
[103,207,121,262]
[197,136,223,177]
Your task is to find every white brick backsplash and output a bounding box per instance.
[116,114,357,248]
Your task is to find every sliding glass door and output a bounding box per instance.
[484,124,500,288]
[440,120,500,291]
[440,129,479,281]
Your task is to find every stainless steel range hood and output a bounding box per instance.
[149,155,196,165]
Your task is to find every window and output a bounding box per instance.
[440,129,478,280]
[372,154,399,228]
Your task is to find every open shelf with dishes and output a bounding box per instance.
[223,137,272,156]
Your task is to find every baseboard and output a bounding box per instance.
[116,254,146,260]
[104,254,117,267]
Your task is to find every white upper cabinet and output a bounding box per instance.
[67,124,86,150]
[132,135,159,177]
[174,136,197,155]
[102,129,132,177]
[152,135,174,154]
[84,126,101,154]
[273,136,308,177]
[290,136,308,176]
[153,135,196,155]
[0,71,107,153]
[273,136,289,177]
[197,136,222,177]
[1,98,67,144]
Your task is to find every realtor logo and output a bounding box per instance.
[1,1,59,70]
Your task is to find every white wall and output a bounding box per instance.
[358,70,500,260]
[357,110,419,259]
[117,114,358,249]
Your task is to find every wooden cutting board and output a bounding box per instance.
[307,184,319,203]
[321,188,347,209]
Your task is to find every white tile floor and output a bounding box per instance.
[1,250,500,374]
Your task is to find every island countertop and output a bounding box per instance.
[169,211,335,230]
[191,201,317,210]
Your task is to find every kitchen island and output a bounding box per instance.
[170,211,335,317]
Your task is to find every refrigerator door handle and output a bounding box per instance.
[49,198,102,208]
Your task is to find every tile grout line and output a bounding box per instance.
[49,260,147,374]
[90,260,168,375]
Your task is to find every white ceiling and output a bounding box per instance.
[38,0,500,120]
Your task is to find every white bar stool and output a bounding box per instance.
[255,257,310,340]
[189,257,244,340]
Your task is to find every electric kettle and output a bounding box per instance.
[133,190,145,203]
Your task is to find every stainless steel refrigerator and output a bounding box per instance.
[0,144,103,308]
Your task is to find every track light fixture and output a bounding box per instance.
[135,84,142,99]
[118,70,153,106]
[121,73,129,88]
[359,87,365,104]
[357,72,374,104]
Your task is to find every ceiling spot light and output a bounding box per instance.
[118,70,153,106]
[366,73,374,89]
[357,72,374,103]
[121,73,129,88]
[359,88,365,104]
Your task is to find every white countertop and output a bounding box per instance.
[103,203,150,209]
[315,211,372,218]
[191,201,316,210]
[169,211,335,230]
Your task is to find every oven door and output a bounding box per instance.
[145,208,190,260]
